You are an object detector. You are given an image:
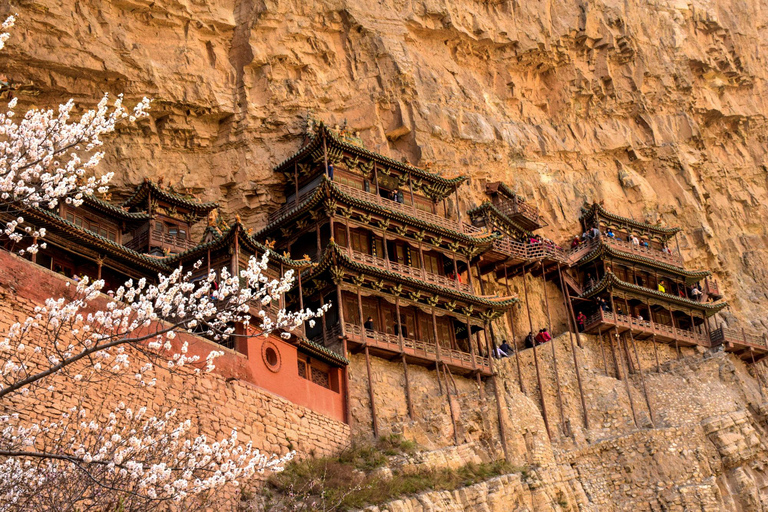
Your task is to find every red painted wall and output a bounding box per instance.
[0,251,346,423]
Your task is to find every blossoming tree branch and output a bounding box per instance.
[0,16,327,511]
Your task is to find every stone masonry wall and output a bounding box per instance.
[0,253,351,477]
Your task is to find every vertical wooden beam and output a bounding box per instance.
[598,327,608,375]
[627,326,656,427]
[503,265,525,394]
[616,332,639,427]
[322,131,329,176]
[408,172,415,206]
[401,355,415,420]
[466,315,477,370]
[670,310,681,359]
[522,264,552,440]
[316,223,322,260]
[452,254,460,290]
[395,296,404,351]
[557,264,589,430]
[364,345,379,438]
[432,308,444,396]
[373,161,380,196]
[336,283,346,338]
[341,337,351,424]
[541,262,566,433]
[483,321,510,461]
[319,293,328,346]
[622,297,636,374]
[441,363,460,445]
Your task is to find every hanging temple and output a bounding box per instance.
[5,121,766,430]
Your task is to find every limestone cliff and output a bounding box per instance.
[1,0,766,326]
[3,1,768,510]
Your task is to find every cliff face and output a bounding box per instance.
[2,0,767,326]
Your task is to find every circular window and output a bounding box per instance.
[261,341,282,373]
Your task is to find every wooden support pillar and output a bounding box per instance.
[97,258,103,280]
[316,223,322,260]
[336,284,346,338]
[341,338,351,423]
[503,265,526,394]
[454,188,462,225]
[598,327,608,375]
[401,355,415,420]
[408,172,415,206]
[297,272,304,310]
[452,254,460,290]
[441,363,460,445]
[373,161,380,196]
[395,296,404,351]
[364,346,379,438]
[418,241,426,274]
[484,322,510,461]
[431,308,444,395]
[557,264,589,430]
[671,310,681,359]
[541,261,566,433]
[622,297,636,374]
[522,263,552,440]
[616,331,639,427]
[627,322,656,427]
[751,349,766,399]
[465,257,475,292]
[466,315,477,369]
[704,314,712,346]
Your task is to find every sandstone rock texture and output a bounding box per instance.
[4,0,768,510]
[1,0,766,325]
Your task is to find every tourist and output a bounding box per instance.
[691,285,703,301]
[606,228,615,239]
[630,234,639,245]
[500,339,513,354]
[641,239,650,248]
[397,190,405,203]
[576,312,587,331]
[390,189,398,202]
[524,332,535,348]
[597,297,609,312]
[394,323,407,337]
[590,226,600,239]
[493,344,508,359]
[571,236,581,248]
[586,274,595,290]
[327,163,334,180]
[541,328,552,342]
[364,316,374,330]
[657,280,666,293]
[534,329,545,345]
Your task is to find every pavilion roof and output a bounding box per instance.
[123,179,218,214]
[303,242,518,314]
[258,177,501,251]
[576,242,710,282]
[81,195,150,222]
[581,203,681,241]
[466,201,534,238]
[163,221,314,270]
[579,271,727,317]
[273,122,467,200]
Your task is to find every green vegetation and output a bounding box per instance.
[254,434,525,511]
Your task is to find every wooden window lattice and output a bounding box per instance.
[310,367,331,389]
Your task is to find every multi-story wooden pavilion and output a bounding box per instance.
[568,203,767,362]
[258,122,518,436]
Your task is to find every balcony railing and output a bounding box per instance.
[710,327,767,349]
[347,248,473,294]
[584,310,710,346]
[343,322,490,373]
[603,236,682,266]
[267,179,465,231]
[493,195,545,228]
[124,229,197,253]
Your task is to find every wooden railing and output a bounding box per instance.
[603,236,682,266]
[124,229,197,252]
[268,189,316,223]
[347,248,473,293]
[334,182,462,231]
[343,322,490,372]
[704,278,720,297]
[584,310,710,346]
[710,327,767,349]
[493,195,545,227]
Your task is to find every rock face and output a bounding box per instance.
[2,0,767,326]
[3,0,768,509]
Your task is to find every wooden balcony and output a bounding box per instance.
[492,195,546,230]
[603,236,683,266]
[267,179,465,231]
[124,228,197,254]
[346,248,473,294]
[582,310,711,347]
[342,322,491,376]
[710,327,768,362]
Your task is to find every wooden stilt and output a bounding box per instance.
[522,264,552,440]
[341,338,351,424]
[609,326,621,379]
[598,327,608,375]
[616,332,639,427]
[645,299,660,372]
[750,349,766,399]
[541,262,565,433]
[627,326,656,427]
[557,264,589,430]
[364,345,379,437]
[402,355,415,419]
[503,265,525,394]
[442,363,460,445]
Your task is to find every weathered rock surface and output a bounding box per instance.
[4,0,768,510]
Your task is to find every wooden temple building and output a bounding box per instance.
[568,203,767,363]
[3,120,766,434]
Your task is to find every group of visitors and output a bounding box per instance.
[492,340,514,359]
[389,189,406,204]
